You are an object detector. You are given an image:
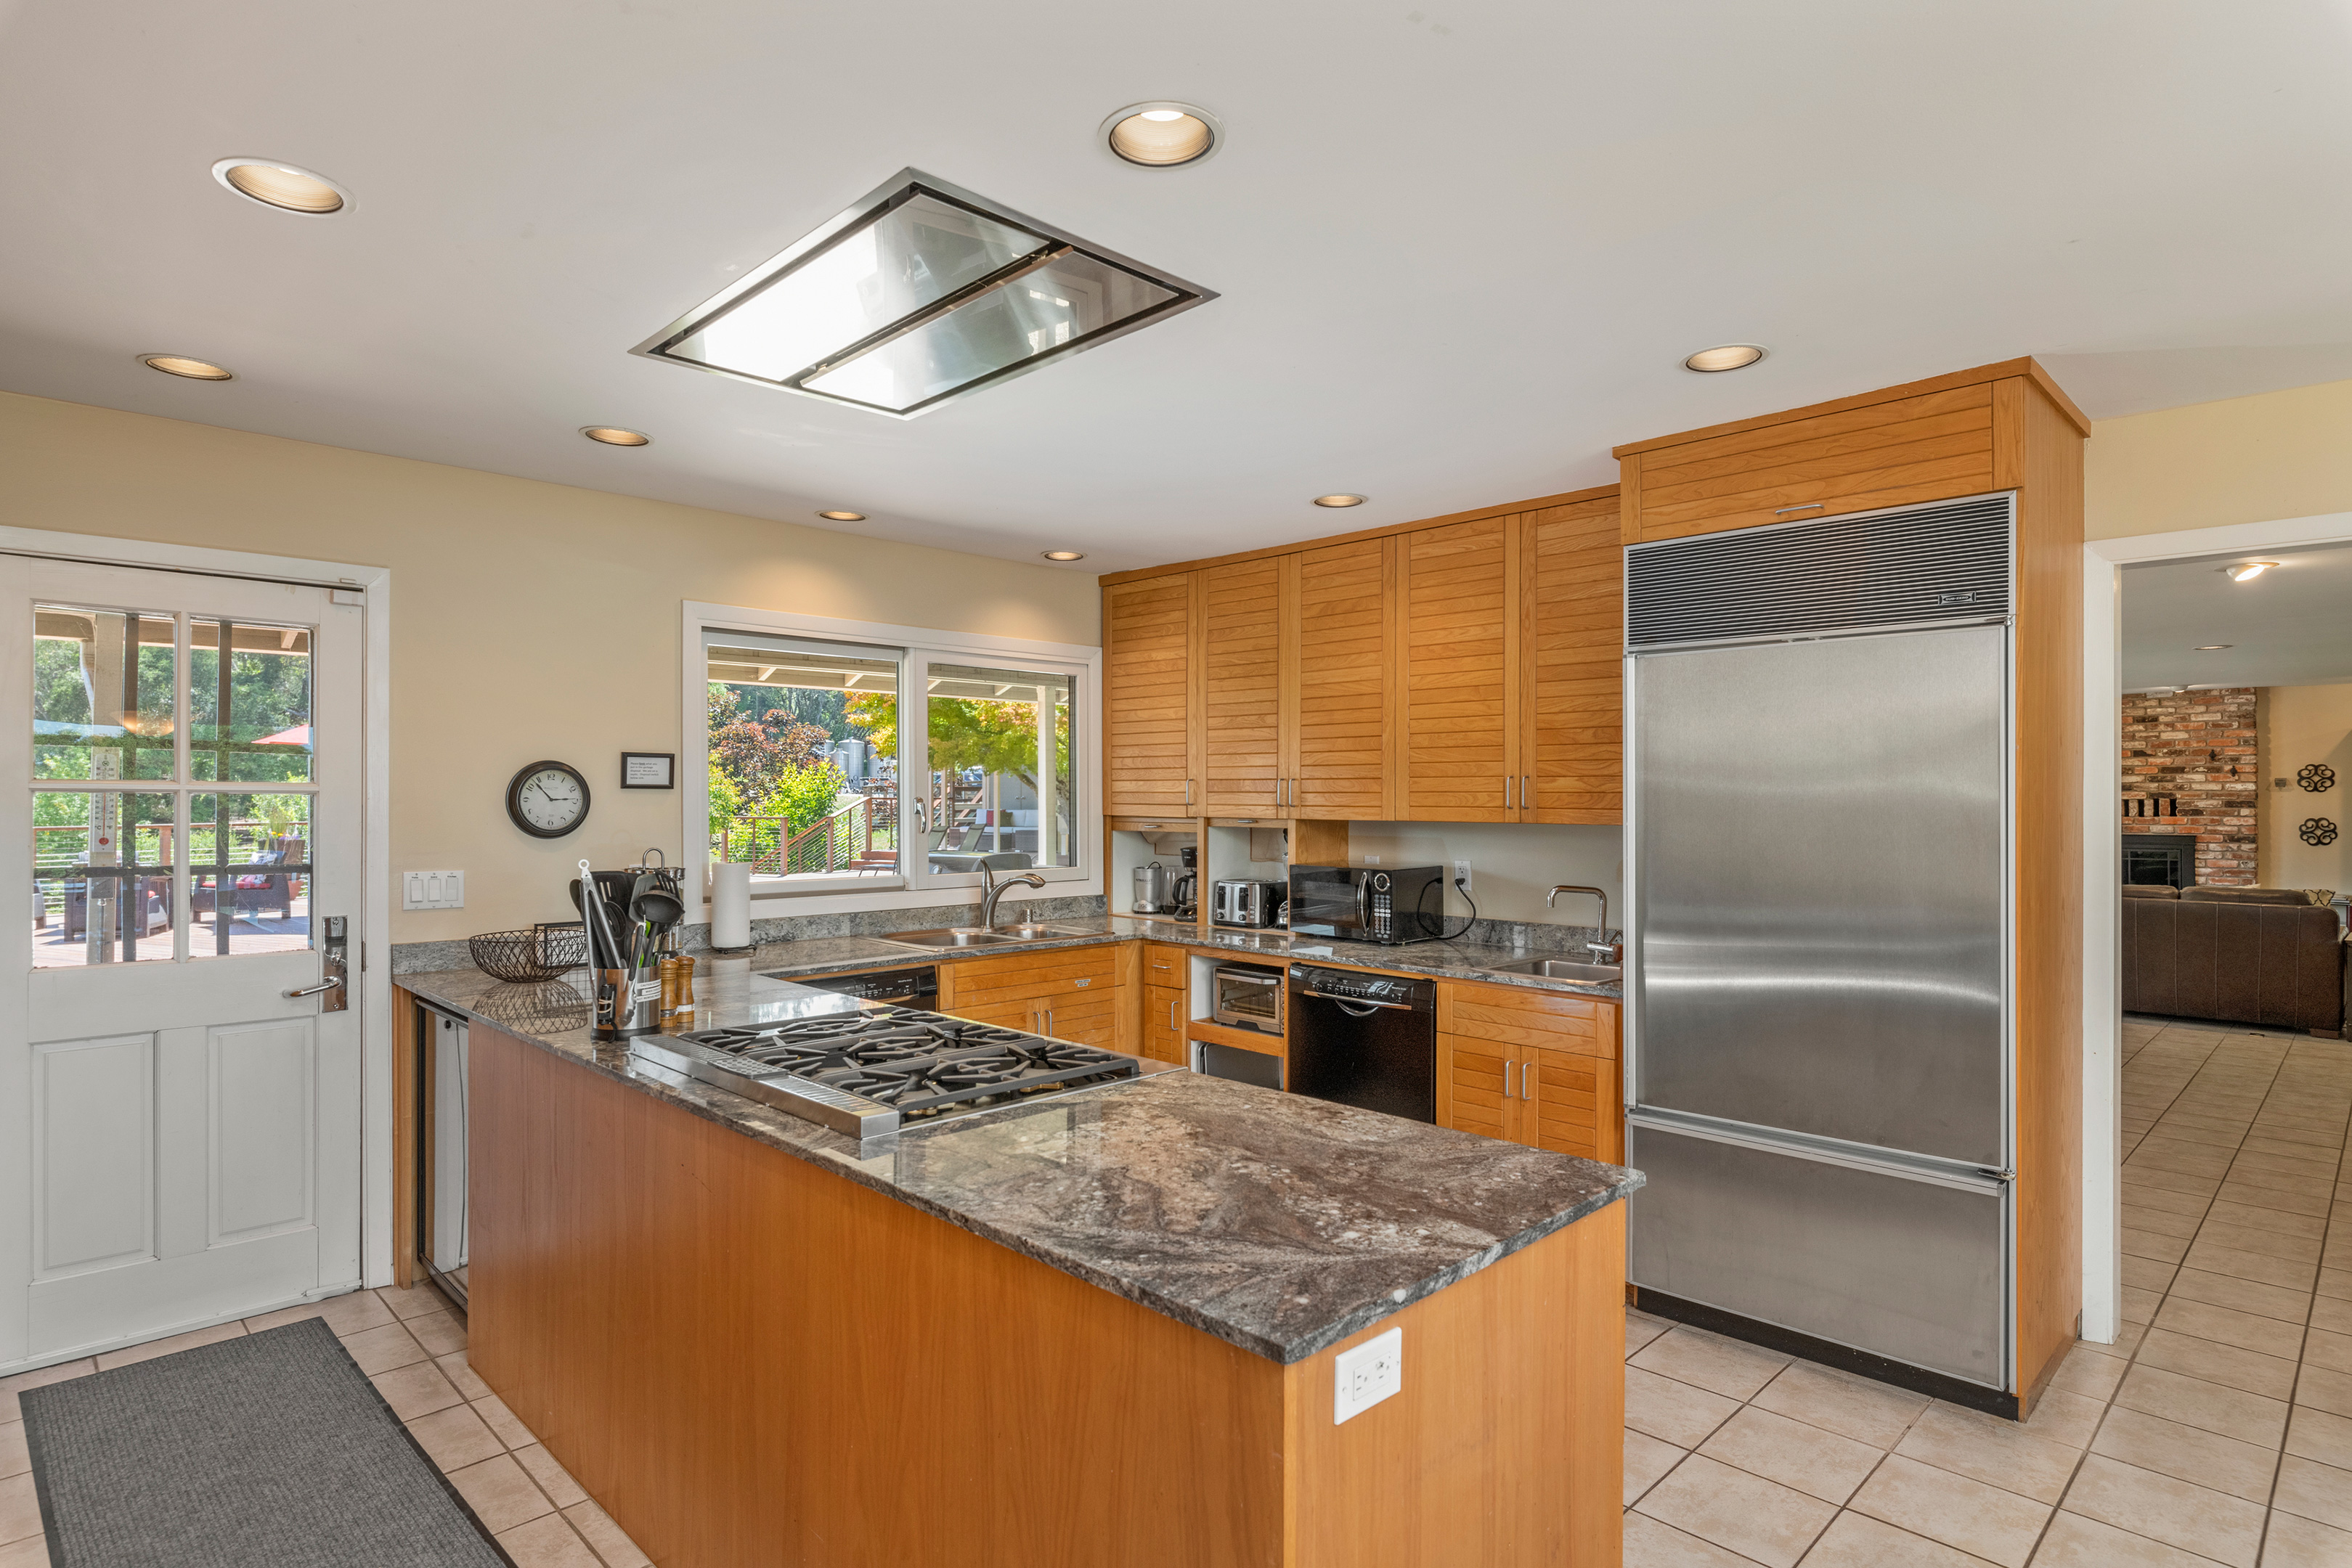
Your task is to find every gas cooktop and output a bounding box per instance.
[627,1007,1143,1143]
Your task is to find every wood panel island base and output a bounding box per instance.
[460,1003,1637,1568]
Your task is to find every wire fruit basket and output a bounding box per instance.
[469,922,587,983]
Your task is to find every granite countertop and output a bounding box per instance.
[737,914,1625,1000]
[401,961,1643,1364]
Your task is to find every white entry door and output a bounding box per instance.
[0,558,363,1367]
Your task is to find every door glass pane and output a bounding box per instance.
[192,620,312,783]
[34,605,176,780]
[705,635,902,883]
[189,791,312,958]
[31,790,176,968]
[922,662,1075,871]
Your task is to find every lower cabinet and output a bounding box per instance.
[1436,982,1620,1162]
[1142,983,1187,1064]
[940,947,1124,1048]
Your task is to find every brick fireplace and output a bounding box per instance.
[2120,687,2258,886]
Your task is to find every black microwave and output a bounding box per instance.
[1285,865,1449,945]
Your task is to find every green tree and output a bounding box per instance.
[846,694,1070,796]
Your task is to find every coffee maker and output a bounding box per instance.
[1170,845,1198,920]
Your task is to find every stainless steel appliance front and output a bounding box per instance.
[1631,626,2008,1164]
[1624,491,2017,1396]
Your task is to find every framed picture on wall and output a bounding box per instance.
[622,752,676,789]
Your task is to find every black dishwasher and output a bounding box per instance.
[1285,965,1437,1122]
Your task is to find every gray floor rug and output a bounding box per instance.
[20,1316,512,1567]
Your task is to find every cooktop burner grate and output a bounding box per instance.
[667,1005,1139,1123]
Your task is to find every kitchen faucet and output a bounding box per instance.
[979,864,1047,930]
[1545,885,1622,965]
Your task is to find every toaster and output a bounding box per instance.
[1211,879,1285,928]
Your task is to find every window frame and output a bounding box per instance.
[684,601,1101,918]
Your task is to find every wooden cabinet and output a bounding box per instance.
[1399,517,1517,821]
[1140,942,1187,987]
[1099,483,1624,828]
[941,947,1124,1048]
[1519,494,1623,823]
[1436,982,1619,1162]
[1142,983,1187,1063]
[1285,536,1396,820]
[1103,573,1200,815]
[1200,558,1285,816]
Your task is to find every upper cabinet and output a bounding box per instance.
[1285,537,1394,821]
[1102,573,1198,816]
[1399,517,1517,822]
[1198,557,1285,817]
[1521,494,1623,823]
[1102,484,1622,826]
[1614,359,2086,546]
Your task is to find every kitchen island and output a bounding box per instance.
[399,960,1640,1567]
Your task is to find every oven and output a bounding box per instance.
[1211,963,1285,1034]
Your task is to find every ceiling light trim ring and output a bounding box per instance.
[629,169,1217,420]
[1312,494,1367,508]
[1099,102,1224,168]
[1041,550,1086,562]
[580,426,652,446]
[817,510,867,522]
[209,156,352,215]
[138,353,235,381]
[1682,343,1769,373]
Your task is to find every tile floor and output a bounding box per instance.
[1626,1014,2352,1567]
[0,1281,651,1568]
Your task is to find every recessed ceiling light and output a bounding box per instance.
[139,354,235,381]
[818,510,867,522]
[1041,550,1086,562]
[1102,102,1221,167]
[1312,494,1367,508]
[2222,560,2278,582]
[210,158,349,214]
[2192,645,2233,651]
[635,170,1213,418]
[579,426,651,446]
[1683,344,1767,373]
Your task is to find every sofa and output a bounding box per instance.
[2122,885,2349,1036]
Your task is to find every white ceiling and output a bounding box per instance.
[2121,544,2352,690]
[7,1,2352,573]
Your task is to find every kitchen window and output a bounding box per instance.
[691,605,1098,910]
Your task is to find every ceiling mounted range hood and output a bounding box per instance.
[631,168,1216,419]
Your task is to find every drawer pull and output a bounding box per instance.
[1775,502,1826,515]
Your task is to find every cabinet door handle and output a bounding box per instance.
[1523,775,1531,811]
[1775,502,1826,515]
[1503,1060,1515,1098]
[1503,775,1512,809]
[1523,1062,1535,1101]
[1170,998,1179,1029]
[1184,778,1193,807]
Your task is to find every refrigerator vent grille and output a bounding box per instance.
[1626,494,2014,648]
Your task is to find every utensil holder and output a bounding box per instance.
[594,963,662,1039]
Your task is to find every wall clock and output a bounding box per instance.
[507,760,590,838]
[2300,764,2337,793]
[2300,818,2339,847]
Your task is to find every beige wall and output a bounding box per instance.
[2258,683,2352,894]
[1340,822,1623,932]
[1,392,1101,944]
[2086,377,2352,539]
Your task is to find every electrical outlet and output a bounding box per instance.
[1452,858,1472,891]
[402,870,465,910]
[1362,854,1380,865]
[1334,1326,1403,1424]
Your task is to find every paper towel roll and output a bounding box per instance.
[711,861,752,950]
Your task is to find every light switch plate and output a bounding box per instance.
[402,870,465,910]
[1333,1326,1403,1424]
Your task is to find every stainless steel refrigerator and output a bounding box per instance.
[1624,493,2016,1396]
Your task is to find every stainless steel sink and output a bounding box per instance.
[1480,957,1622,984]
[884,926,1073,950]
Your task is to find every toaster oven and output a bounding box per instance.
[1210,963,1285,1034]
